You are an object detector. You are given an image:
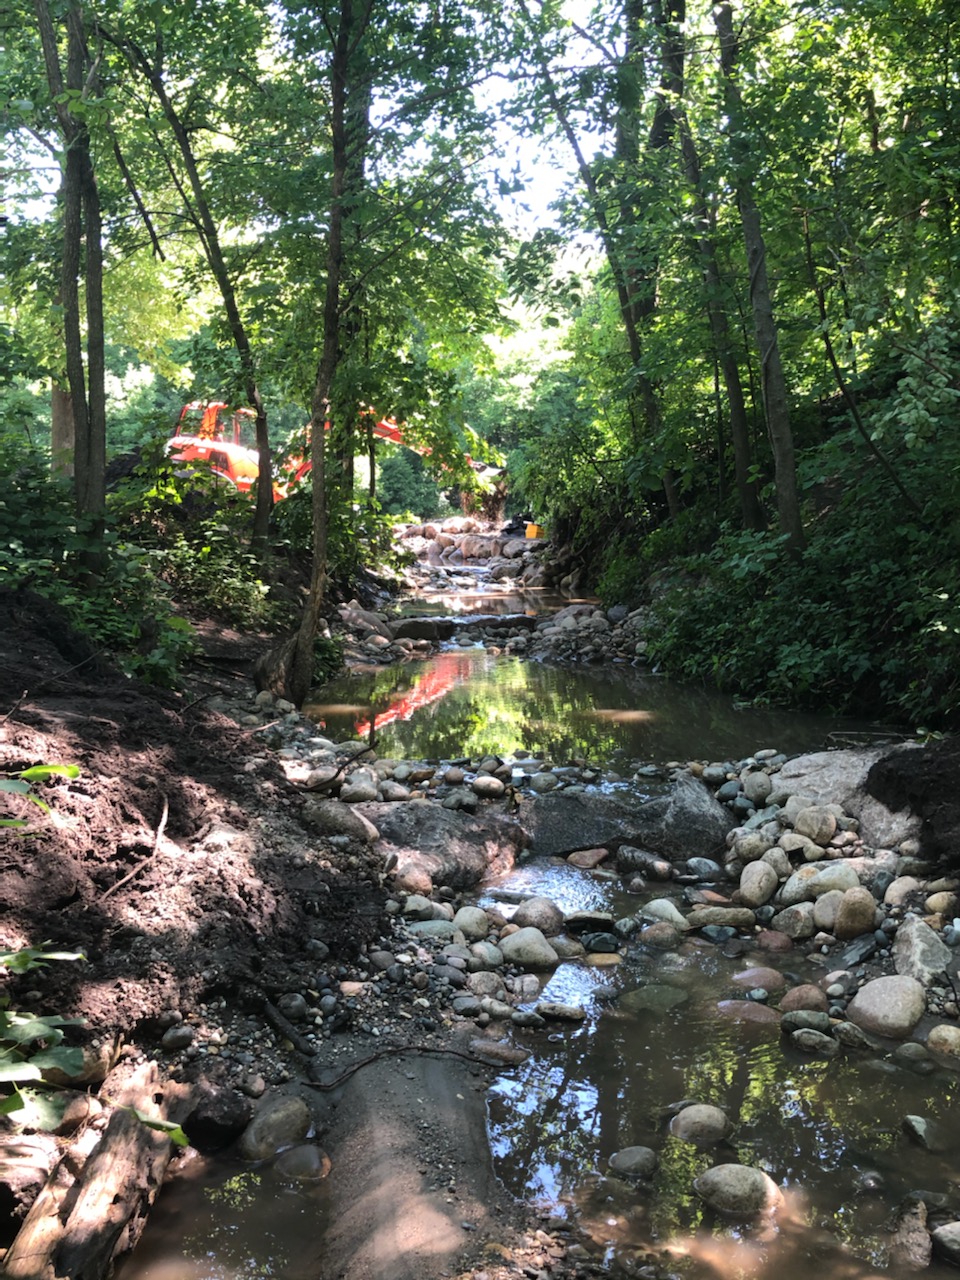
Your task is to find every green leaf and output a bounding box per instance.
[131,1109,190,1147]
[32,1046,86,1076]
[17,765,80,782]
[0,1091,26,1115]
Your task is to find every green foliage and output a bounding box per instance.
[377,449,445,519]
[0,945,85,1119]
[0,765,81,832]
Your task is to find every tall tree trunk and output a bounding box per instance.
[715,4,804,552]
[519,0,683,506]
[673,97,764,530]
[116,34,273,548]
[34,0,106,529]
[258,0,364,705]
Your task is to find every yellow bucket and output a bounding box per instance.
[525,523,544,539]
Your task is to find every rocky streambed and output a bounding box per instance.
[4,568,960,1280]
[178,682,960,1276]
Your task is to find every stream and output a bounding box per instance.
[118,577,955,1280]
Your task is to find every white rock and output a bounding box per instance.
[893,916,951,985]
[499,927,560,969]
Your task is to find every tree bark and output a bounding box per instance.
[259,0,369,706]
[50,379,75,477]
[715,4,804,552]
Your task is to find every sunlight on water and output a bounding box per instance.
[306,649,883,766]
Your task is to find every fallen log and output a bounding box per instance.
[2,1059,194,1280]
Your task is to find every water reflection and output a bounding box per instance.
[486,859,960,1280]
[305,650,885,765]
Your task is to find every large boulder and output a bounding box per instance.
[524,775,732,860]
[846,975,926,1039]
[356,801,525,890]
[777,747,922,848]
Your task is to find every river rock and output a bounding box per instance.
[739,861,778,907]
[834,886,880,939]
[693,1164,783,1218]
[537,1001,587,1021]
[733,831,774,863]
[903,1115,951,1152]
[512,895,564,936]
[450,906,490,941]
[471,775,506,799]
[275,1143,332,1181]
[639,921,683,948]
[641,898,688,930]
[933,1223,960,1266]
[668,1103,730,1147]
[716,1000,780,1024]
[893,917,952,985]
[846,975,926,1038]
[771,903,816,938]
[620,985,688,1015]
[339,767,380,803]
[732,966,786,993]
[499,927,559,968]
[791,1027,839,1056]
[608,1146,658,1179]
[926,1024,960,1057]
[793,805,838,845]
[779,984,828,1013]
[686,906,756,929]
[567,847,610,869]
[617,847,672,879]
[302,798,380,844]
[742,770,773,806]
[525,775,732,860]
[358,800,524,890]
[813,889,844,931]
[239,1095,311,1161]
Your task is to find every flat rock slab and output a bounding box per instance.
[523,775,732,859]
[358,801,526,889]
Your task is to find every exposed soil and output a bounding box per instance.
[0,588,578,1280]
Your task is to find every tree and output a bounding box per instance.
[713,2,803,551]
[32,0,107,524]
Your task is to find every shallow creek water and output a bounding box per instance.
[119,586,952,1280]
[482,860,960,1279]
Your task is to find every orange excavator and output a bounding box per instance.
[167,402,412,502]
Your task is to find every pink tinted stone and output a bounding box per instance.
[731,967,787,993]
[779,983,829,1013]
[567,847,610,869]
[755,930,794,953]
[716,1000,781,1024]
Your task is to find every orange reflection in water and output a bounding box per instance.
[354,652,477,739]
